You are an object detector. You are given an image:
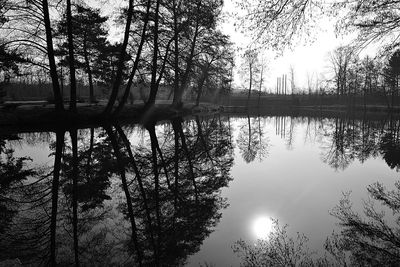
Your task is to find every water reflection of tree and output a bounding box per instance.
[234,180,400,266]
[114,115,234,265]
[237,115,269,163]
[326,181,400,265]
[0,135,38,236]
[0,115,234,266]
[379,118,400,170]
[320,116,393,171]
[0,131,64,266]
[322,118,355,170]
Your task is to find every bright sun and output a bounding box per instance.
[252,216,273,239]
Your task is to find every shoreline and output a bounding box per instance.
[0,102,222,134]
[1,102,399,134]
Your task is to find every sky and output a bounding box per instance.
[90,0,376,92]
[219,0,374,91]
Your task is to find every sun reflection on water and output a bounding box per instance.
[252,216,273,239]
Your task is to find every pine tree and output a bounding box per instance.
[56,5,109,103]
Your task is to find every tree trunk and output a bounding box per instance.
[258,65,263,109]
[86,128,94,174]
[103,0,135,115]
[67,0,77,112]
[113,0,152,115]
[83,34,94,103]
[145,0,161,109]
[172,1,201,107]
[195,65,210,106]
[172,0,180,106]
[42,0,64,111]
[247,63,253,108]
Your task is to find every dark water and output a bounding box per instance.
[0,114,399,266]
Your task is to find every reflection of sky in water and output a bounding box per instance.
[187,117,398,266]
[3,117,399,266]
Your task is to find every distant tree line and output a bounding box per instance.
[326,45,400,108]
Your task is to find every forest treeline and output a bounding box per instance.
[0,0,234,116]
[2,0,400,115]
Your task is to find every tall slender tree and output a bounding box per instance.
[113,0,152,115]
[103,0,135,115]
[66,0,77,112]
[56,5,109,104]
[42,0,64,111]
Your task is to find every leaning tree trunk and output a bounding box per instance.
[103,0,135,115]
[113,0,152,115]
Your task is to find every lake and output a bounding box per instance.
[0,113,399,266]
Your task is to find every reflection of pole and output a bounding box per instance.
[283,116,286,138]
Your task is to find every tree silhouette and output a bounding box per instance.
[335,0,400,51]
[383,50,400,108]
[236,0,322,52]
[55,5,109,103]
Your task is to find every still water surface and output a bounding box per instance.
[0,114,399,266]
